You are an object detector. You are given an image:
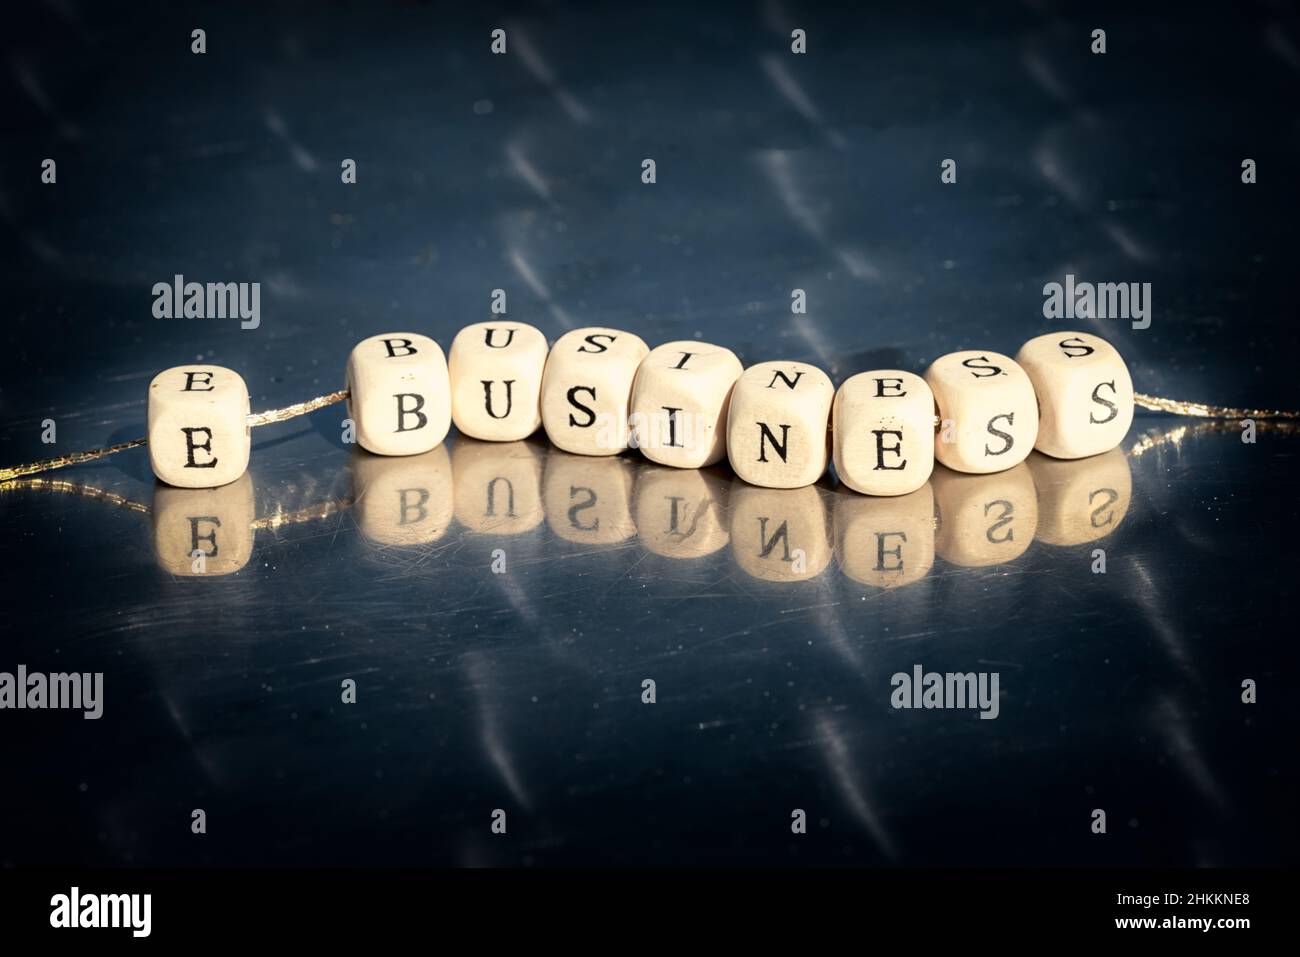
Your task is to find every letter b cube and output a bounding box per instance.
[147,365,250,487]
[345,333,451,456]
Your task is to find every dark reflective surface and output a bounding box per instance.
[1,1,1297,866]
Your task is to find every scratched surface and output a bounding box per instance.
[0,2,1297,866]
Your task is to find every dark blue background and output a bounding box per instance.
[0,1,1296,866]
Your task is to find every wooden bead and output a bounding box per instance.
[631,466,730,559]
[1015,332,1135,459]
[924,350,1039,474]
[351,446,454,546]
[543,450,637,544]
[345,333,451,456]
[726,361,834,489]
[833,484,935,588]
[1026,448,1132,546]
[630,340,743,468]
[729,483,831,581]
[540,327,650,456]
[448,321,548,441]
[147,365,251,488]
[152,473,254,575]
[451,438,544,535]
[932,463,1038,566]
[832,370,934,496]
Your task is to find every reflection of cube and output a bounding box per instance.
[152,473,255,576]
[728,483,831,582]
[832,370,934,496]
[1015,332,1134,459]
[726,361,834,489]
[833,484,935,588]
[542,450,637,545]
[924,350,1039,474]
[932,463,1038,567]
[540,327,649,456]
[448,321,549,441]
[632,466,730,559]
[630,341,743,469]
[147,365,251,488]
[1026,449,1132,546]
[345,333,450,456]
[450,438,545,535]
[351,446,454,546]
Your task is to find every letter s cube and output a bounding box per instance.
[1015,332,1134,459]
[147,365,251,487]
[924,351,1038,474]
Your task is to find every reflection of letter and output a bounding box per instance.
[833,484,935,588]
[152,473,255,576]
[542,451,636,544]
[351,446,454,546]
[931,464,1038,567]
[451,439,545,535]
[1026,449,1132,546]
[729,483,831,582]
[632,466,730,559]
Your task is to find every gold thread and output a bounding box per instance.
[251,496,354,531]
[0,477,153,514]
[0,389,350,483]
[245,388,349,427]
[1133,392,1300,420]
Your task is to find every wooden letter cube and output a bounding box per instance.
[541,327,649,456]
[630,341,744,468]
[1015,332,1135,459]
[345,332,451,456]
[448,321,549,441]
[726,361,833,489]
[147,365,251,488]
[923,350,1039,474]
[832,370,935,496]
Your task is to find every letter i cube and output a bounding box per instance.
[448,321,549,441]
[345,333,451,456]
[832,370,934,495]
[147,365,251,487]
[540,327,649,456]
[923,351,1039,474]
[630,340,744,468]
[726,361,834,488]
[1014,332,1134,459]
